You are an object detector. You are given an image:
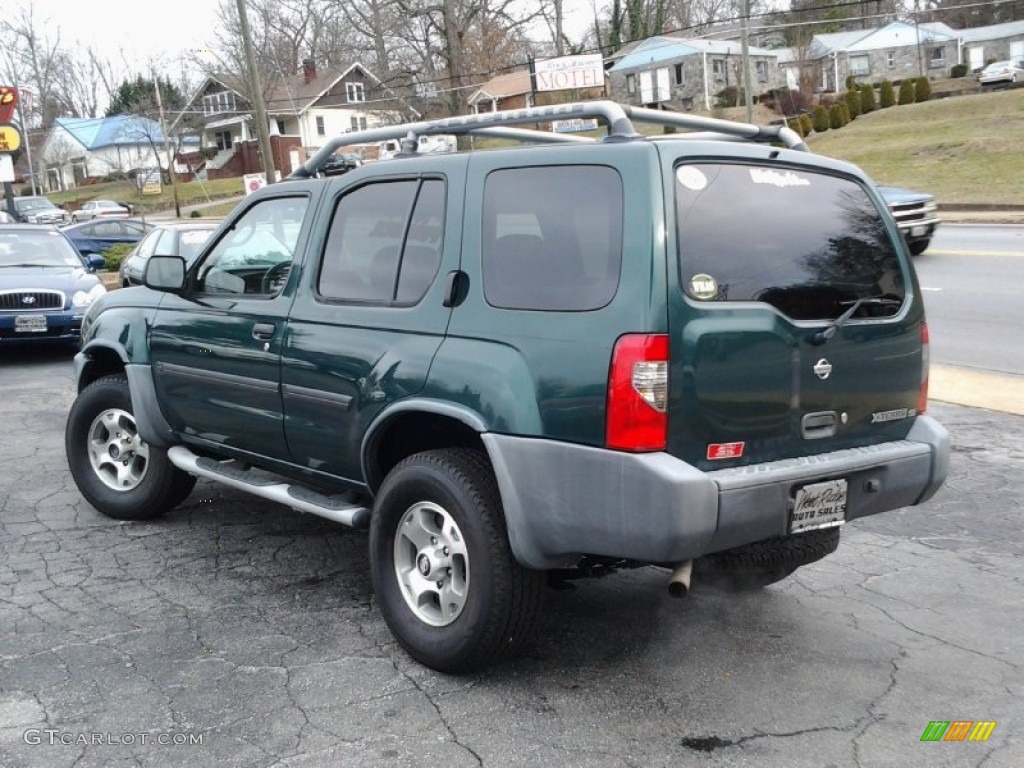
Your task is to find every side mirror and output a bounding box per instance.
[86,254,105,270]
[145,254,187,293]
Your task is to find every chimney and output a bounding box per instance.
[302,58,316,85]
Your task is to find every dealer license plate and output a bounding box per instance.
[790,479,847,534]
[15,315,47,333]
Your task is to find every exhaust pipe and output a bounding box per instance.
[668,560,693,598]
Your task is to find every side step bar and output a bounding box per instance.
[167,446,370,528]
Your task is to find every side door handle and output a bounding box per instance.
[252,322,276,341]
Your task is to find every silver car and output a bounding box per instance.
[71,200,131,223]
[978,59,1024,85]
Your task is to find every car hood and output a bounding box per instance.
[0,266,101,292]
[876,186,934,204]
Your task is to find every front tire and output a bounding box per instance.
[65,374,195,520]
[908,239,930,256]
[370,448,545,673]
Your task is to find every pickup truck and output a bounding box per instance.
[877,186,940,256]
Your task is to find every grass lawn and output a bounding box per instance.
[48,176,244,210]
[805,88,1024,205]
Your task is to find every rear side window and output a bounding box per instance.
[482,166,623,311]
[675,163,905,320]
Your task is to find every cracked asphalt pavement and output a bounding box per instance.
[1,346,1022,768]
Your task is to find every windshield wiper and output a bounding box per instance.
[812,297,902,345]
[0,263,54,268]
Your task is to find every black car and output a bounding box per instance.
[0,225,106,345]
[118,221,219,287]
[317,153,363,177]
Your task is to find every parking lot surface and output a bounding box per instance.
[1,347,1022,768]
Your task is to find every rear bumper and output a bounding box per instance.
[485,415,949,570]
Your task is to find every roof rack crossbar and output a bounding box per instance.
[289,101,640,179]
[287,100,809,179]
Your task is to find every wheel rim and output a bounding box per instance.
[393,501,470,627]
[86,408,151,492]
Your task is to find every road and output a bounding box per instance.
[1,347,1022,768]
[915,224,1024,375]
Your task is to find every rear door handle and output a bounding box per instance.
[252,322,276,341]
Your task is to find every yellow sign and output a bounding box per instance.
[0,123,21,153]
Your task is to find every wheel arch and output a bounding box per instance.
[75,342,129,392]
[361,400,489,494]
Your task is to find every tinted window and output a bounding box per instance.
[397,180,444,303]
[178,229,215,264]
[482,166,623,311]
[675,163,905,320]
[318,180,426,303]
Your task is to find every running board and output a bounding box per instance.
[167,446,370,528]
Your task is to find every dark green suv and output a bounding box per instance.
[65,102,949,673]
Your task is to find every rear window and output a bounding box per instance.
[675,163,905,320]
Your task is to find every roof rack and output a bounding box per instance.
[287,100,808,180]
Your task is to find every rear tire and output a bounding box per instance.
[370,448,545,673]
[66,374,195,520]
[693,527,841,591]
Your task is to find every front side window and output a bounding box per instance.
[318,179,445,304]
[929,47,945,66]
[482,166,623,311]
[195,197,308,296]
[626,74,636,94]
[675,163,905,321]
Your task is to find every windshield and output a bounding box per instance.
[0,231,84,267]
[179,229,215,264]
[14,198,59,213]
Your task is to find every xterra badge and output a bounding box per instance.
[871,408,914,423]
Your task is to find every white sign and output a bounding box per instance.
[0,154,13,183]
[533,54,605,93]
[552,118,599,133]
[244,173,267,195]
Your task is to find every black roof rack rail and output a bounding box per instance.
[287,100,808,180]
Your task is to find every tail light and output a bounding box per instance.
[606,334,669,451]
[918,321,929,414]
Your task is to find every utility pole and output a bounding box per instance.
[15,82,36,195]
[152,75,182,219]
[740,0,754,123]
[235,0,276,184]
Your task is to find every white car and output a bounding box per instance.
[71,200,131,223]
[978,59,1024,85]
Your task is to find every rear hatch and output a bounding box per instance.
[664,155,926,471]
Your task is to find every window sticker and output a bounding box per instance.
[676,166,708,191]
[749,168,811,188]
[689,273,718,300]
[181,230,213,245]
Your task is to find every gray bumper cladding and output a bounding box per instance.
[484,415,950,570]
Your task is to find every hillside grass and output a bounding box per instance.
[805,88,1024,205]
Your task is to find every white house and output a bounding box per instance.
[38,115,188,192]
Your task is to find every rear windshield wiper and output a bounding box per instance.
[813,297,902,345]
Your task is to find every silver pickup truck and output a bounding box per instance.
[878,186,940,256]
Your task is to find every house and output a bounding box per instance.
[806,21,960,92]
[176,60,415,179]
[468,70,534,113]
[608,37,782,111]
[954,20,1024,71]
[37,115,193,192]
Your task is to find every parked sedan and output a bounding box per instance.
[119,221,219,287]
[0,225,106,345]
[71,200,132,223]
[978,59,1024,85]
[62,219,153,256]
